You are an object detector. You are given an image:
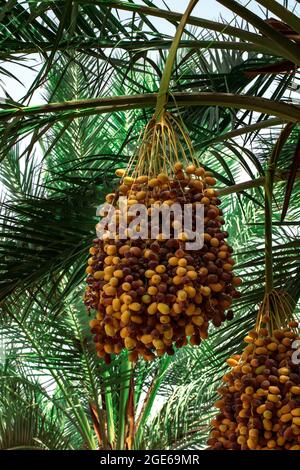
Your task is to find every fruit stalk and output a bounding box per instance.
[154,0,199,122]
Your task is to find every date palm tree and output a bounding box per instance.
[0,0,299,449]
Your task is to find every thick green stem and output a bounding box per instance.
[154,0,199,121]
[103,370,115,448]
[1,93,300,122]
[134,356,172,449]
[217,170,300,196]
[264,165,274,294]
[0,39,275,55]
[264,123,295,294]
[117,356,132,450]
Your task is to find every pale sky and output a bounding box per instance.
[2,0,267,103]
[2,0,300,104]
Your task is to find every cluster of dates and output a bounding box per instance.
[84,163,241,363]
[208,322,300,450]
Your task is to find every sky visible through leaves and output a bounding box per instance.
[2,0,266,103]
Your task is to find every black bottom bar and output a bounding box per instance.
[0,449,299,467]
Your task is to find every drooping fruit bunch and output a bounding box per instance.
[208,293,300,450]
[84,113,241,363]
